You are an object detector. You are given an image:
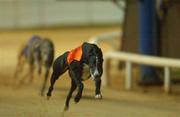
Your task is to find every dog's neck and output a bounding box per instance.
[81,44,90,65]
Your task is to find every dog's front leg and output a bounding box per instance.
[95,79,102,99]
[40,67,50,96]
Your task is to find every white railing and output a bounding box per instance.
[104,51,180,93]
[89,32,180,94]
[89,31,122,45]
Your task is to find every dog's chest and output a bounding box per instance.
[81,64,91,81]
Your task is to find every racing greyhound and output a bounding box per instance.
[47,42,103,111]
[14,35,54,96]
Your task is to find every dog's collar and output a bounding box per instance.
[67,45,83,64]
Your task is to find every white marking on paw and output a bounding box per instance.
[95,94,102,99]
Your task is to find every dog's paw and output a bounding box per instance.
[47,92,51,96]
[74,95,81,103]
[95,94,102,99]
[64,106,69,111]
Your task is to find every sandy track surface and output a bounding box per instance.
[0,27,180,117]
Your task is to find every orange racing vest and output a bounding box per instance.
[67,45,83,64]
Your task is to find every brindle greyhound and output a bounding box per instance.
[14,35,54,96]
[47,42,103,111]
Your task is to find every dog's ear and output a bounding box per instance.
[98,47,102,52]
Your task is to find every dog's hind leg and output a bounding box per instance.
[14,44,27,79]
[64,75,77,111]
[47,52,69,99]
[14,54,25,79]
[14,57,25,87]
[14,59,21,79]
[46,72,60,99]
[19,64,34,85]
[28,64,34,84]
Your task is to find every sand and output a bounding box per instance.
[0,27,179,117]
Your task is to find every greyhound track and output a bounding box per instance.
[0,27,180,117]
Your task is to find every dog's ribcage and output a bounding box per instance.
[81,64,91,81]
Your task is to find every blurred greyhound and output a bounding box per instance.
[14,35,54,96]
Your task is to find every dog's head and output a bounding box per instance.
[85,43,103,81]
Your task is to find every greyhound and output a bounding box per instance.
[14,35,54,96]
[47,42,103,111]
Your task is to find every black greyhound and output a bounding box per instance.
[14,36,54,96]
[47,42,103,111]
